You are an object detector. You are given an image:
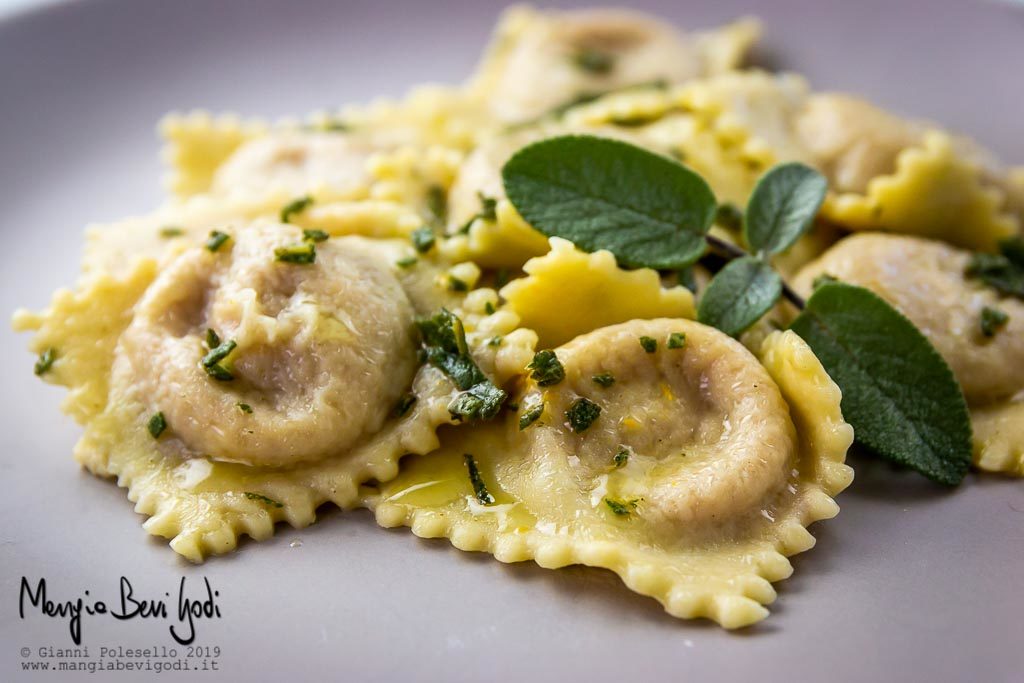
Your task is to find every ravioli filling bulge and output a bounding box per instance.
[794,232,1024,475]
[121,223,417,467]
[374,322,852,628]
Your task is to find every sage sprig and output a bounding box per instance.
[502,134,974,484]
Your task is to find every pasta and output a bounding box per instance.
[375,326,852,628]
[13,5,1022,629]
[793,233,1024,475]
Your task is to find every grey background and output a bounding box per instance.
[1,1,1022,681]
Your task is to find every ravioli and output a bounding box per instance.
[373,322,853,628]
[469,6,759,123]
[810,97,1020,249]
[16,215,532,559]
[160,111,269,197]
[670,75,1023,252]
[793,233,1024,475]
[20,4,1020,630]
[209,131,379,201]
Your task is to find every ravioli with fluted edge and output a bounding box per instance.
[793,233,1024,476]
[374,322,852,628]
[13,4,1021,629]
[15,212,533,560]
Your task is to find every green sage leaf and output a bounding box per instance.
[502,135,717,270]
[744,162,827,256]
[789,282,972,485]
[697,256,782,336]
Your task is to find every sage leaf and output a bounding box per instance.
[502,135,717,270]
[697,256,782,336]
[744,162,827,256]
[789,282,972,485]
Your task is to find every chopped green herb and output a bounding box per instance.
[202,339,236,368]
[147,412,167,439]
[416,308,508,419]
[604,497,639,516]
[812,273,838,290]
[458,192,500,234]
[281,196,314,223]
[159,226,185,238]
[966,249,1024,299]
[592,372,615,387]
[980,306,1009,337]
[394,392,417,417]
[205,328,221,349]
[34,347,56,376]
[204,365,233,381]
[463,454,495,505]
[607,112,666,128]
[519,398,544,430]
[315,119,349,132]
[667,332,686,350]
[613,447,629,468]
[205,231,231,252]
[302,228,329,243]
[511,83,667,130]
[488,335,503,347]
[639,336,657,353]
[999,236,1024,266]
[202,338,237,382]
[572,47,615,75]
[966,238,1024,300]
[449,382,507,421]
[484,301,496,315]
[411,226,436,253]
[448,275,469,292]
[244,492,283,508]
[237,402,253,414]
[417,308,471,372]
[478,193,498,222]
[516,92,604,129]
[494,268,511,289]
[527,349,565,386]
[715,202,743,231]
[396,256,418,268]
[425,185,447,224]
[275,243,317,264]
[566,397,601,433]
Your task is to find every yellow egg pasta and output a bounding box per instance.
[13,261,159,422]
[821,131,1018,251]
[971,400,1024,477]
[794,233,1024,475]
[468,6,759,124]
[160,110,269,197]
[373,324,852,628]
[17,4,1021,629]
[501,237,696,347]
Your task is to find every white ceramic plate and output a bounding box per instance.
[2,1,1022,681]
